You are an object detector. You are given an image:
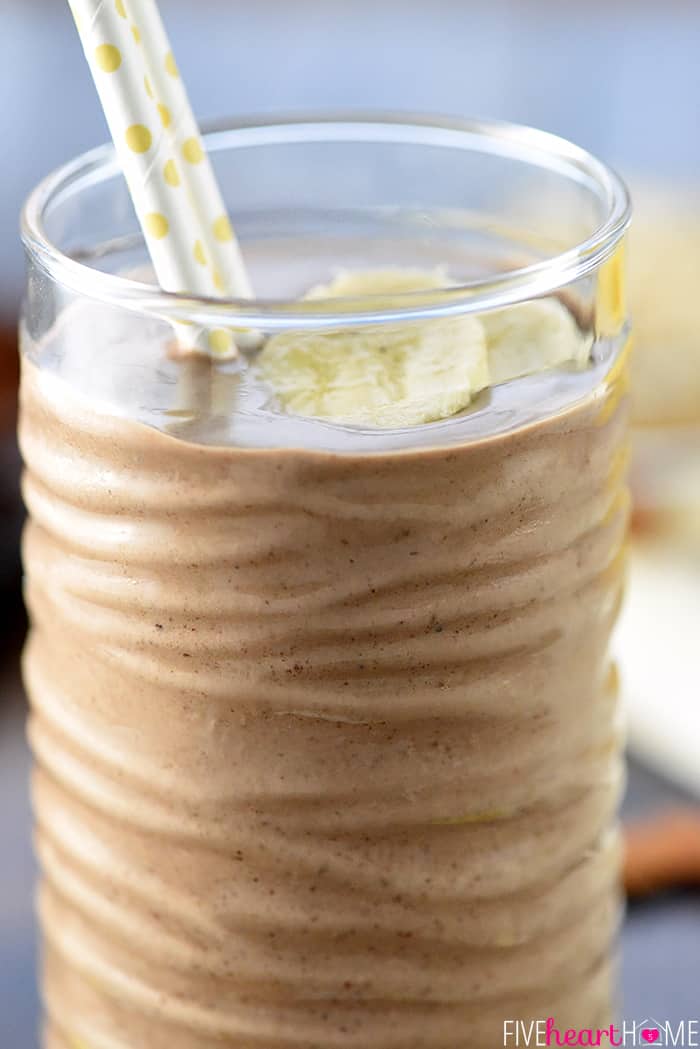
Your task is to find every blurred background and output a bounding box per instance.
[1,0,699,1044]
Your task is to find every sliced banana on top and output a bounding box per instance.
[256,269,591,428]
[482,297,592,386]
[304,266,452,300]
[258,269,488,428]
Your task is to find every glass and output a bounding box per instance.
[20,115,630,1048]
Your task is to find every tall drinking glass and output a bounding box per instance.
[20,116,631,1049]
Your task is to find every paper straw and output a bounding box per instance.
[131,0,253,302]
[67,0,252,358]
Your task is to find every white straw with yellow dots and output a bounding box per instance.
[129,0,253,303]
[67,0,252,358]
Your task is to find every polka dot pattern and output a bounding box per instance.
[182,137,204,165]
[209,329,234,355]
[95,44,122,73]
[145,212,169,239]
[164,51,179,78]
[163,159,180,187]
[68,0,251,343]
[212,215,233,243]
[125,124,152,153]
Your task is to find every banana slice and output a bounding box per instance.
[304,266,453,299]
[257,271,592,428]
[257,269,489,428]
[481,297,592,385]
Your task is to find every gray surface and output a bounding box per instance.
[0,667,38,1049]
[2,655,699,1046]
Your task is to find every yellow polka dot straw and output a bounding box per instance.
[66,0,253,357]
[131,0,253,302]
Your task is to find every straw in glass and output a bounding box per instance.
[66,0,252,359]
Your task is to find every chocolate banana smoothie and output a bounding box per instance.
[20,116,632,1049]
[20,291,629,1049]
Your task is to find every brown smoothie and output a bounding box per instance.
[20,319,629,1047]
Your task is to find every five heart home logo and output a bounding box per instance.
[503,1017,700,1047]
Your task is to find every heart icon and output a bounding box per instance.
[641,1030,659,1044]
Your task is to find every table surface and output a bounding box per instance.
[2,654,699,1046]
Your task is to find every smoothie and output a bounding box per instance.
[20,282,629,1047]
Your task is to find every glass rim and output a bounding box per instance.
[21,111,631,331]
